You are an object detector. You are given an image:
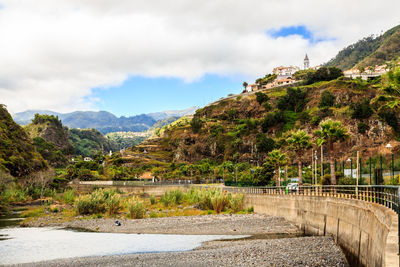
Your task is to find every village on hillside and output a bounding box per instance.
[244,54,390,93]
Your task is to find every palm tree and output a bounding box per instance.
[287,130,311,184]
[242,82,248,91]
[267,149,287,187]
[315,119,349,185]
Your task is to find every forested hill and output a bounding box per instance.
[0,105,47,177]
[24,114,119,164]
[325,24,400,70]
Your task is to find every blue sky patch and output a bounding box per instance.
[268,25,334,43]
[91,74,245,117]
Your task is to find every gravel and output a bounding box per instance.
[23,214,300,235]
[15,236,348,267]
[17,214,349,266]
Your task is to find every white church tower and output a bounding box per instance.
[304,54,310,70]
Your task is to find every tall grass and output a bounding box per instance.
[160,190,184,207]
[76,188,121,215]
[106,194,122,215]
[162,187,244,214]
[62,189,76,205]
[128,199,145,219]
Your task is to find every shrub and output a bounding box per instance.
[319,90,335,108]
[321,174,331,185]
[247,206,254,213]
[190,117,203,133]
[358,122,370,134]
[311,116,321,126]
[229,194,244,212]
[379,110,399,131]
[63,189,76,205]
[105,194,122,215]
[256,133,275,153]
[351,99,373,120]
[277,87,308,112]
[128,199,145,219]
[75,188,119,215]
[150,195,156,205]
[255,92,270,105]
[161,190,184,207]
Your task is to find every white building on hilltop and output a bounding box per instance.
[272,66,300,80]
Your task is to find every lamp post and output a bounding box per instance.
[386,143,394,181]
[347,158,352,178]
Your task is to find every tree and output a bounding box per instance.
[319,90,335,108]
[242,82,248,90]
[266,149,287,187]
[255,92,270,105]
[286,130,312,184]
[315,119,349,185]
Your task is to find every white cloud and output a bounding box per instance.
[0,0,399,113]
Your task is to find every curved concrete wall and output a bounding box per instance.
[244,195,398,267]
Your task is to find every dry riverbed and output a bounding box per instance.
[16,214,349,266]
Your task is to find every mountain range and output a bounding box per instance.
[12,107,197,134]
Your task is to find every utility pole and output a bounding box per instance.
[311,150,314,185]
[356,151,360,197]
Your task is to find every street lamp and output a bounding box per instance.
[347,158,352,178]
[386,143,394,180]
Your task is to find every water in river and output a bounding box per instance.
[0,227,245,264]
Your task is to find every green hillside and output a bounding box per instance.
[326,25,400,70]
[114,64,400,185]
[0,105,47,177]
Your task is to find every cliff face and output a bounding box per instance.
[0,105,47,177]
[125,73,400,167]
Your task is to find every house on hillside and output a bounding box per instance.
[273,66,300,80]
[245,83,260,92]
[138,172,155,183]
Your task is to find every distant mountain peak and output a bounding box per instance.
[12,106,198,134]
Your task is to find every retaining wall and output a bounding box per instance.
[244,194,398,267]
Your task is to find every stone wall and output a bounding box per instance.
[244,194,398,267]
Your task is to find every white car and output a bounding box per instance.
[286,183,299,191]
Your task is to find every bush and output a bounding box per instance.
[128,199,145,219]
[351,99,373,120]
[311,116,321,126]
[161,190,184,207]
[277,87,308,112]
[379,110,399,131]
[229,194,244,212]
[256,133,275,153]
[321,174,331,185]
[255,92,270,105]
[75,188,119,215]
[150,195,156,205]
[319,90,335,108]
[63,189,76,205]
[105,194,122,215]
[305,67,343,85]
[358,122,370,134]
[190,117,203,133]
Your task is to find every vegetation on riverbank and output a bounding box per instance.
[18,187,250,225]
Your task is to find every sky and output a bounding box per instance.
[0,0,399,116]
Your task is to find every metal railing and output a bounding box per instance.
[223,185,400,214]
